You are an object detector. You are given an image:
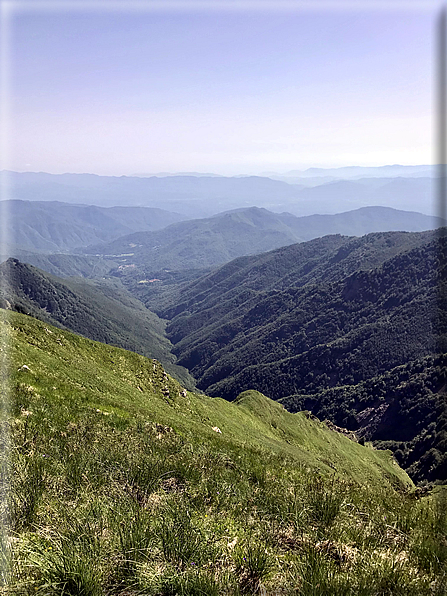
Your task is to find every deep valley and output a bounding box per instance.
[2,167,447,594]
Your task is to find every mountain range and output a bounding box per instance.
[83,205,443,273]
[3,228,446,482]
[2,199,187,252]
[3,198,441,281]
[266,164,435,183]
[2,168,436,217]
[2,168,446,486]
[4,166,447,593]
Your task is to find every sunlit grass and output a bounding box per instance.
[2,311,446,594]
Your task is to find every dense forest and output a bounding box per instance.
[282,353,447,484]
[159,232,442,397]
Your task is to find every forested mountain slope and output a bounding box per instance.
[282,353,447,483]
[0,258,194,387]
[164,231,443,400]
[146,230,447,482]
[1,251,118,279]
[4,230,447,483]
[3,199,187,252]
[150,230,432,316]
[84,207,306,270]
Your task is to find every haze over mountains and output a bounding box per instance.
[265,164,435,184]
[2,195,443,276]
[1,165,436,218]
[3,200,188,253]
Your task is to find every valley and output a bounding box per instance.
[2,169,447,485]
[2,166,447,593]
[5,4,443,592]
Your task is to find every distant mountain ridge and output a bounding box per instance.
[1,171,301,217]
[1,169,435,217]
[269,164,435,180]
[83,206,443,273]
[2,199,188,252]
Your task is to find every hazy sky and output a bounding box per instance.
[2,1,442,176]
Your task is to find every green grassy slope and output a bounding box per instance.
[4,310,447,595]
[5,310,407,490]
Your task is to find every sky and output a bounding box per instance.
[1,0,443,176]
